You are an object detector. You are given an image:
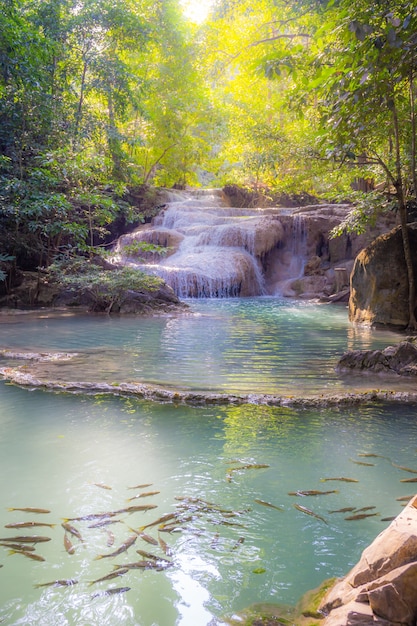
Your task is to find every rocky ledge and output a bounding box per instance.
[319,495,417,625]
[337,339,417,377]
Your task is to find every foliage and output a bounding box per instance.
[330,192,398,237]
[49,255,164,312]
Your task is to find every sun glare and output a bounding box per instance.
[180,0,213,23]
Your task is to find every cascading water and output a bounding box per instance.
[112,189,285,298]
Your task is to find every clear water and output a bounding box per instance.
[0,297,412,396]
[1,298,417,625]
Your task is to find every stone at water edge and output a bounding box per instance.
[319,494,417,625]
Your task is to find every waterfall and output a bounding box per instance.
[112,189,285,298]
[113,189,330,298]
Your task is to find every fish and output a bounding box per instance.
[94,534,137,560]
[5,521,55,529]
[113,560,160,570]
[113,505,158,515]
[136,549,171,563]
[61,522,83,542]
[344,513,380,520]
[293,504,328,524]
[381,516,396,522]
[288,490,339,496]
[391,463,417,474]
[91,587,130,598]
[328,507,356,514]
[92,483,112,490]
[350,459,375,466]
[105,529,115,547]
[64,512,118,522]
[400,477,417,483]
[0,536,51,543]
[226,464,270,481]
[88,568,129,586]
[127,491,160,502]
[139,513,178,531]
[34,579,78,588]
[254,499,284,511]
[8,507,51,514]
[321,477,359,483]
[88,519,122,529]
[0,542,36,551]
[396,495,413,502]
[136,531,158,546]
[9,549,45,561]
[354,506,376,513]
[127,484,153,490]
[231,537,245,550]
[158,533,172,556]
[64,533,75,555]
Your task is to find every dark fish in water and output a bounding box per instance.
[95,534,137,560]
[64,533,75,555]
[288,490,339,497]
[328,507,356,514]
[158,533,172,556]
[391,463,417,474]
[92,483,112,490]
[34,579,78,588]
[139,513,177,531]
[293,504,328,524]
[127,491,160,502]
[8,507,51,514]
[321,477,359,483]
[354,506,376,513]
[105,529,115,547]
[64,512,118,522]
[136,549,172,564]
[113,505,158,515]
[231,537,245,550]
[381,516,396,522]
[0,542,36,551]
[345,513,380,520]
[136,531,158,546]
[226,464,270,481]
[358,453,387,458]
[396,495,413,502]
[400,477,417,483]
[88,519,122,529]
[350,459,375,466]
[254,499,284,511]
[61,522,83,542]
[88,568,129,586]
[0,535,51,543]
[113,560,159,570]
[92,586,130,598]
[128,483,153,490]
[9,549,45,561]
[5,521,55,529]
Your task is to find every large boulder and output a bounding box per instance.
[349,224,417,328]
[319,495,417,625]
[337,339,417,377]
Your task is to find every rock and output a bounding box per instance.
[337,340,417,377]
[349,223,417,328]
[319,495,417,625]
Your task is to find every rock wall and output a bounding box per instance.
[349,224,417,328]
[319,495,417,625]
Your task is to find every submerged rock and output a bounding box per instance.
[319,495,417,625]
[337,339,417,377]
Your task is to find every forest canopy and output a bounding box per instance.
[1,0,417,274]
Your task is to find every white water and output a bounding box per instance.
[113,190,285,298]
